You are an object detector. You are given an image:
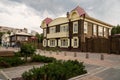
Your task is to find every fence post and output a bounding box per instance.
[64,52,67,56]
[74,52,77,57]
[101,54,104,60]
[50,51,52,54]
[44,51,46,54]
[56,51,59,55]
[86,53,89,59]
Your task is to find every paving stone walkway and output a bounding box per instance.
[0,49,120,80]
[38,50,120,80]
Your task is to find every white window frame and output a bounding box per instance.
[60,24,68,32]
[72,37,79,48]
[109,28,111,36]
[49,39,56,47]
[73,22,78,33]
[43,39,47,47]
[61,38,68,47]
[74,39,77,46]
[49,27,56,34]
[104,28,107,37]
[98,26,103,36]
[43,29,46,37]
[84,22,88,34]
[93,24,97,36]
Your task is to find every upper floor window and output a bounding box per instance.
[84,22,88,34]
[50,27,56,33]
[93,24,97,36]
[98,26,103,36]
[60,24,68,32]
[104,28,107,37]
[73,22,78,33]
[61,39,68,47]
[109,28,111,36]
[43,29,46,37]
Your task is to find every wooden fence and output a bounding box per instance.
[83,37,120,54]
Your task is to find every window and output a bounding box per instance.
[72,37,79,48]
[50,39,55,47]
[43,39,47,47]
[61,39,68,47]
[109,28,111,36]
[60,24,68,32]
[93,24,97,36]
[44,29,46,37]
[50,27,56,33]
[84,22,88,34]
[98,26,103,36]
[73,22,78,33]
[74,39,77,46]
[104,28,107,37]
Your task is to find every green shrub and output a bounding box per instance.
[20,43,36,62]
[31,55,56,63]
[22,60,87,80]
[0,57,25,68]
[14,51,24,57]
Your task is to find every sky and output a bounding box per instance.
[0,0,120,33]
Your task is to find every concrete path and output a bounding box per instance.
[0,49,120,80]
[0,64,44,80]
[37,50,120,80]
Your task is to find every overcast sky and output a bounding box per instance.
[0,0,120,33]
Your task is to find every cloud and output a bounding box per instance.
[0,0,120,34]
[0,0,43,33]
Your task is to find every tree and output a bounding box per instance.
[7,31,11,35]
[20,43,36,62]
[36,33,43,43]
[111,25,120,35]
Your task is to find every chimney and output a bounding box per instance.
[66,12,69,18]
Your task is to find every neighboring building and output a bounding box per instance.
[40,6,113,51]
[0,26,27,33]
[9,32,32,47]
[1,33,10,47]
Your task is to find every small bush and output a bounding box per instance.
[0,57,25,68]
[14,51,24,57]
[31,55,56,63]
[22,60,87,80]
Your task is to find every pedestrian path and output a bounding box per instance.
[37,50,120,80]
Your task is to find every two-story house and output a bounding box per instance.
[40,6,113,51]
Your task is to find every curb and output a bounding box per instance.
[0,70,11,80]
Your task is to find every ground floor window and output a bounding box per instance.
[61,39,68,47]
[43,39,47,47]
[72,37,79,48]
[50,39,55,47]
[74,39,77,46]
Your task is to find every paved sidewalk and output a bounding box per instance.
[1,64,44,79]
[37,50,120,80]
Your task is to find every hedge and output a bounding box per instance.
[0,57,25,68]
[22,60,87,80]
[31,55,56,63]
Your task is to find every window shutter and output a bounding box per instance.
[68,39,70,47]
[72,39,73,47]
[58,39,61,47]
[48,40,50,46]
